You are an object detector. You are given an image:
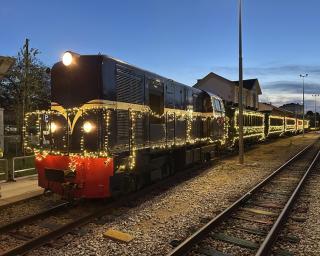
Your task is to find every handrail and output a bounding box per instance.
[12,155,35,180]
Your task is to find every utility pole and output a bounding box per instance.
[238,0,244,164]
[300,74,308,137]
[312,94,319,129]
[22,38,29,154]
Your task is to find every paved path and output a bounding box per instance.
[0,175,43,207]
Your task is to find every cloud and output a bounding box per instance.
[212,64,320,79]
[245,65,320,77]
[260,81,319,111]
[210,63,320,111]
[263,80,320,94]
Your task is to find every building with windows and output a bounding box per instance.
[194,72,262,110]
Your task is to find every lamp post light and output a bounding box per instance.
[238,0,244,164]
[300,74,308,137]
[312,94,319,129]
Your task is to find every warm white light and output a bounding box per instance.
[50,122,58,133]
[62,52,73,66]
[83,121,94,133]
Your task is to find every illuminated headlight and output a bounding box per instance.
[50,122,58,133]
[83,121,94,133]
[62,52,73,66]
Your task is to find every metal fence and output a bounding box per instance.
[0,159,9,181]
[0,155,36,182]
[12,155,36,180]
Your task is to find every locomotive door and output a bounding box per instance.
[165,81,175,146]
[148,78,165,146]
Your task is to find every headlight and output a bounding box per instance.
[50,122,58,133]
[83,121,94,133]
[62,52,73,66]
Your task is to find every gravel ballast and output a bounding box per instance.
[31,133,319,256]
[276,152,320,256]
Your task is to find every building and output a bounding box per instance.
[279,103,303,116]
[0,108,3,156]
[194,72,262,110]
[259,102,293,116]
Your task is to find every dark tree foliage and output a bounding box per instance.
[306,110,314,116]
[306,111,320,127]
[0,46,50,112]
[0,41,50,152]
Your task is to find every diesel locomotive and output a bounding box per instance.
[24,52,309,199]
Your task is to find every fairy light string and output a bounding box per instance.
[24,103,308,170]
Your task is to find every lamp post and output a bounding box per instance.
[300,74,308,136]
[238,0,244,164]
[312,94,319,129]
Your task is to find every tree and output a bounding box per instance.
[0,39,50,153]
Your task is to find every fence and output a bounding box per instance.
[0,155,36,181]
[12,155,36,180]
[0,159,9,181]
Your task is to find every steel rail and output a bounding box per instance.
[0,201,70,233]
[1,207,105,256]
[167,142,316,256]
[256,149,320,255]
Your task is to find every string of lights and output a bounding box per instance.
[24,102,227,170]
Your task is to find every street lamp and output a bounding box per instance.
[300,74,308,136]
[238,0,244,164]
[312,94,319,129]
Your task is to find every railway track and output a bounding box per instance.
[0,200,100,256]
[167,141,320,256]
[0,139,317,256]
[0,156,220,256]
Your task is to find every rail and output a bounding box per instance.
[256,148,320,255]
[167,142,316,256]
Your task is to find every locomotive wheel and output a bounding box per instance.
[161,163,171,178]
[136,172,149,190]
[121,174,137,194]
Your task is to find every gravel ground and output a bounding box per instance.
[274,157,320,255]
[296,175,320,255]
[30,133,319,256]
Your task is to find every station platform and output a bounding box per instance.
[0,175,43,207]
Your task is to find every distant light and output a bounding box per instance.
[83,121,94,133]
[62,52,73,66]
[51,122,58,133]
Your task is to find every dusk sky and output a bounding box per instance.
[2,0,320,111]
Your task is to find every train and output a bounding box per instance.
[23,52,309,199]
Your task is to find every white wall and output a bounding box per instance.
[197,76,260,109]
[197,76,234,102]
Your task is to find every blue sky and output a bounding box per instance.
[1,0,320,110]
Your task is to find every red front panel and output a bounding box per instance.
[36,154,114,198]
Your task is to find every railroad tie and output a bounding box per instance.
[197,247,232,256]
[210,233,259,250]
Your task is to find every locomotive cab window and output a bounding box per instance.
[213,98,222,112]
